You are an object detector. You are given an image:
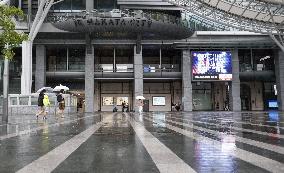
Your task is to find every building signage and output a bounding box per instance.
[192,51,232,81]
[74,18,153,28]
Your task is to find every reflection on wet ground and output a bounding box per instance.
[0,111,283,172]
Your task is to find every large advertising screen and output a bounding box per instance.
[192,51,232,81]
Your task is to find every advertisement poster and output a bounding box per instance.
[192,51,232,81]
[152,97,166,106]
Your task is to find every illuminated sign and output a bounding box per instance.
[192,51,232,81]
[152,97,166,106]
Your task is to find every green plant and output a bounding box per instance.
[0,4,28,59]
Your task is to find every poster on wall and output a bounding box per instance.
[117,97,128,105]
[192,51,232,81]
[152,96,166,106]
[103,97,113,106]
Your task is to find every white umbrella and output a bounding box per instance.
[37,87,53,93]
[136,96,145,100]
[53,84,69,92]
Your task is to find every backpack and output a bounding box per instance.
[57,94,63,102]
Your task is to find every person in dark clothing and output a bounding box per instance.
[175,102,181,111]
[57,89,65,118]
[122,101,126,112]
[36,89,46,119]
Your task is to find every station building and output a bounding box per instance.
[1,0,283,112]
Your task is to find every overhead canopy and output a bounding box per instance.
[166,0,284,34]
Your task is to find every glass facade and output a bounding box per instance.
[47,47,67,71]
[115,48,133,72]
[53,0,86,11]
[47,46,85,72]
[68,47,85,71]
[94,0,117,10]
[239,49,275,72]
[143,47,181,72]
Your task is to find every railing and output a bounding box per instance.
[240,63,274,72]
[0,94,77,115]
[143,64,181,72]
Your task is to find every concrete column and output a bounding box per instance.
[35,45,46,91]
[94,81,99,111]
[21,40,32,94]
[133,45,143,112]
[85,36,94,113]
[275,50,284,111]
[86,0,94,11]
[230,49,241,111]
[182,49,192,111]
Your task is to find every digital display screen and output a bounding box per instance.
[192,51,232,81]
[268,100,278,108]
[152,97,166,106]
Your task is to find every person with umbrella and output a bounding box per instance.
[36,89,49,119]
[56,89,65,118]
[136,96,145,114]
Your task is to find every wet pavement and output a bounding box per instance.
[0,111,283,172]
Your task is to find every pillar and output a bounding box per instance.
[86,0,94,11]
[275,50,284,111]
[230,49,241,111]
[94,81,99,111]
[21,40,32,94]
[35,45,46,91]
[85,35,94,113]
[133,45,143,112]
[182,49,192,111]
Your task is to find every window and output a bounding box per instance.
[94,0,117,10]
[69,47,85,71]
[152,96,166,106]
[72,0,86,10]
[115,48,133,72]
[53,0,86,11]
[47,47,67,71]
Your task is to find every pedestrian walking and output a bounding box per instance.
[137,99,144,114]
[36,89,46,119]
[57,89,65,118]
[122,101,126,112]
[43,94,50,119]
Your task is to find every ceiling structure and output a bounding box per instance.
[164,0,284,51]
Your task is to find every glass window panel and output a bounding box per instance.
[54,0,71,10]
[19,97,29,105]
[72,0,86,10]
[10,97,18,105]
[94,0,117,10]
[47,47,67,71]
[69,47,85,71]
[103,97,113,105]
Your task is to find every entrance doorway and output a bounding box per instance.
[143,100,150,112]
[241,84,251,110]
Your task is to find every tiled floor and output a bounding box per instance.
[0,111,283,172]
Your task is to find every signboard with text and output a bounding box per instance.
[192,51,232,81]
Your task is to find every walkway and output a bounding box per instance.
[0,111,283,172]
